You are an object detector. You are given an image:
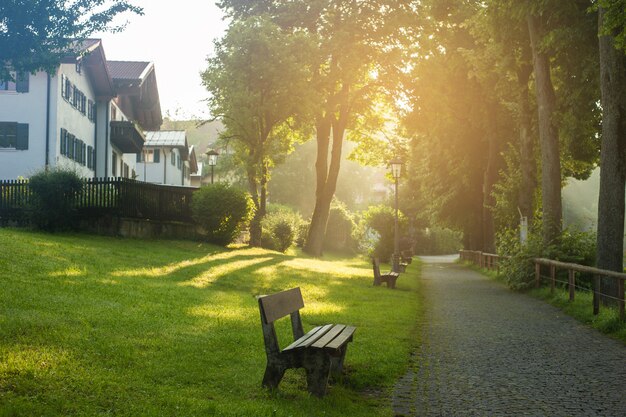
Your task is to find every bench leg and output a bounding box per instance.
[389,276,397,289]
[330,345,348,381]
[304,353,331,397]
[262,361,285,389]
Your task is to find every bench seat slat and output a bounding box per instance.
[311,324,346,349]
[325,326,356,350]
[283,325,325,351]
[284,324,334,351]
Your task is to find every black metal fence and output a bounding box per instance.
[0,178,197,223]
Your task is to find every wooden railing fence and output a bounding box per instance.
[0,178,197,223]
[460,249,626,321]
[534,258,625,321]
[459,250,505,272]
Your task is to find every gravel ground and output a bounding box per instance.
[392,257,626,417]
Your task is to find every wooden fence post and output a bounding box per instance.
[550,265,556,294]
[619,278,624,321]
[535,262,541,288]
[568,270,575,302]
[593,274,600,316]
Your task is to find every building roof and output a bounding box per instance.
[144,130,189,160]
[108,60,162,130]
[61,39,115,99]
[107,61,152,81]
[145,131,186,147]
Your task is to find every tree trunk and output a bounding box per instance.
[248,166,262,247]
[304,101,348,257]
[527,13,562,245]
[596,7,626,304]
[482,102,499,253]
[517,60,536,222]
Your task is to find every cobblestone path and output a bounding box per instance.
[392,256,626,416]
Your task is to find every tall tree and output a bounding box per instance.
[0,0,142,81]
[218,0,418,256]
[201,17,315,246]
[596,1,626,301]
[527,12,562,244]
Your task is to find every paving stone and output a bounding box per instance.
[392,258,626,417]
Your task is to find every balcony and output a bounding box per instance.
[110,120,145,153]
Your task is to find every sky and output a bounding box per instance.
[94,1,228,120]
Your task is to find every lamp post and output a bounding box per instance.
[206,149,219,184]
[390,158,402,272]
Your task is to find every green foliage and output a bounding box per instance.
[29,168,83,232]
[202,15,319,245]
[596,0,626,52]
[414,226,463,255]
[0,0,142,82]
[362,204,407,262]
[191,184,254,246]
[261,204,303,252]
[324,201,358,254]
[497,222,596,290]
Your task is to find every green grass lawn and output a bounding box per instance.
[0,229,422,416]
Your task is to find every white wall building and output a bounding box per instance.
[0,40,162,180]
[133,131,198,186]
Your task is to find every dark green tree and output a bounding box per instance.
[596,0,626,301]
[201,16,316,246]
[0,0,142,81]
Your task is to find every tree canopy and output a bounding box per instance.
[0,0,142,81]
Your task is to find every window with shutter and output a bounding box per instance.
[60,128,67,155]
[0,122,17,148]
[82,142,86,165]
[16,124,28,150]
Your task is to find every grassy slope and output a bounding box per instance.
[0,229,421,416]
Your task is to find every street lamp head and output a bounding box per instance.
[389,158,403,179]
[206,149,219,166]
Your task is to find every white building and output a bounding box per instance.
[134,131,198,186]
[0,40,162,180]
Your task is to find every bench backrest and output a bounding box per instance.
[258,287,304,324]
[258,288,305,355]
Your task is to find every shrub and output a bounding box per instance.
[191,184,255,246]
[296,220,309,248]
[29,168,83,232]
[261,204,302,252]
[362,204,408,262]
[323,201,358,254]
[497,222,596,290]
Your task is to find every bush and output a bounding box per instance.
[497,222,596,290]
[323,201,357,254]
[261,205,302,252]
[29,168,83,232]
[362,205,408,262]
[192,184,255,246]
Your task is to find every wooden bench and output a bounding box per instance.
[401,250,413,265]
[373,258,400,288]
[257,287,356,397]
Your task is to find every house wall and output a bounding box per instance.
[135,147,188,186]
[54,63,97,178]
[95,100,138,179]
[0,71,51,179]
